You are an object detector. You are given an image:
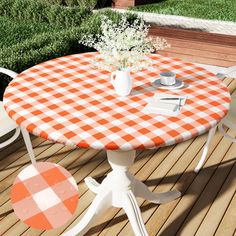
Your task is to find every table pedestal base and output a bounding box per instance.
[62,150,181,236]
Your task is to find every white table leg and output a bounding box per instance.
[195,126,217,173]
[84,177,101,194]
[122,190,148,236]
[134,179,181,204]
[61,188,112,236]
[218,122,236,143]
[62,150,181,236]
[21,126,36,164]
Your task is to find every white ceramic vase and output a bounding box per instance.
[111,68,132,96]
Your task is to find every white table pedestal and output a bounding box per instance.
[62,150,181,236]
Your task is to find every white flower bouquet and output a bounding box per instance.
[80,14,170,72]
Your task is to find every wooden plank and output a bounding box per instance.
[145,132,235,236]
[0,141,52,195]
[161,37,236,56]
[150,26,236,66]
[195,152,236,236]
[0,146,72,235]
[0,135,23,160]
[0,141,64,193]
[158,140,236,236]
[0,136,44,173]
[163,47,236,62]
[118,127,228,236]
[149,26,236,47]
[159,51,236,67]
[1,147,100,235]
[0,143,75,210]
[174,87,236,236]
[0,141,64,212]
[146,81,235,236]
[21,150,108,236]
[214,192,236,236]
[0,144,80,235]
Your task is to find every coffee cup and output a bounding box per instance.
[160,72,176,86]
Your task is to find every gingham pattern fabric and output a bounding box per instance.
[4,52,231,150]
[11,162,78,230]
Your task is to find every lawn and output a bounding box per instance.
[0,0,135,99]
[130,0,236,22]
[0,16,60,49]
[0,15,63,99]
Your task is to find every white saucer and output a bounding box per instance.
[152,79,184,90]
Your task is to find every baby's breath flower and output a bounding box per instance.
[79,15,170,72]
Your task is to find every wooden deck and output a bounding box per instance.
[150,26,236,67]
[0,27,236,236]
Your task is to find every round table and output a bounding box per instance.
[4,52,230,236]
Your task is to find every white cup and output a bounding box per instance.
[160,72,176,86]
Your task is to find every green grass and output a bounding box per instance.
[0,16,60,48]
[130,0,236,22]
[0,0,91,99]
[39,0,107,8]
[0,2,136,99]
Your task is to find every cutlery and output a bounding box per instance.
[160,97,183,110]
[160,98,181,100]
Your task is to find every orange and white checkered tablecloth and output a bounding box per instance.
[3,52,231,150]
[11,162,78,230]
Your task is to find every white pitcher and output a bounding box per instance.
[111,68,132,96]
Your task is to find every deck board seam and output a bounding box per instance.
[152,133,226,235]
[19,150,104,236]
[0,147,89,227]
[188,143,235,236]
[213,190,236,236]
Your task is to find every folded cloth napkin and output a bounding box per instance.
[143,93,187,116]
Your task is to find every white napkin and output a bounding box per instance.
[143,94,187,116]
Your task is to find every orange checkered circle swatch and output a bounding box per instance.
[4,52,231,150]
[11,162,79,230]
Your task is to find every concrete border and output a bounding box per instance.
[112,9,236,36]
